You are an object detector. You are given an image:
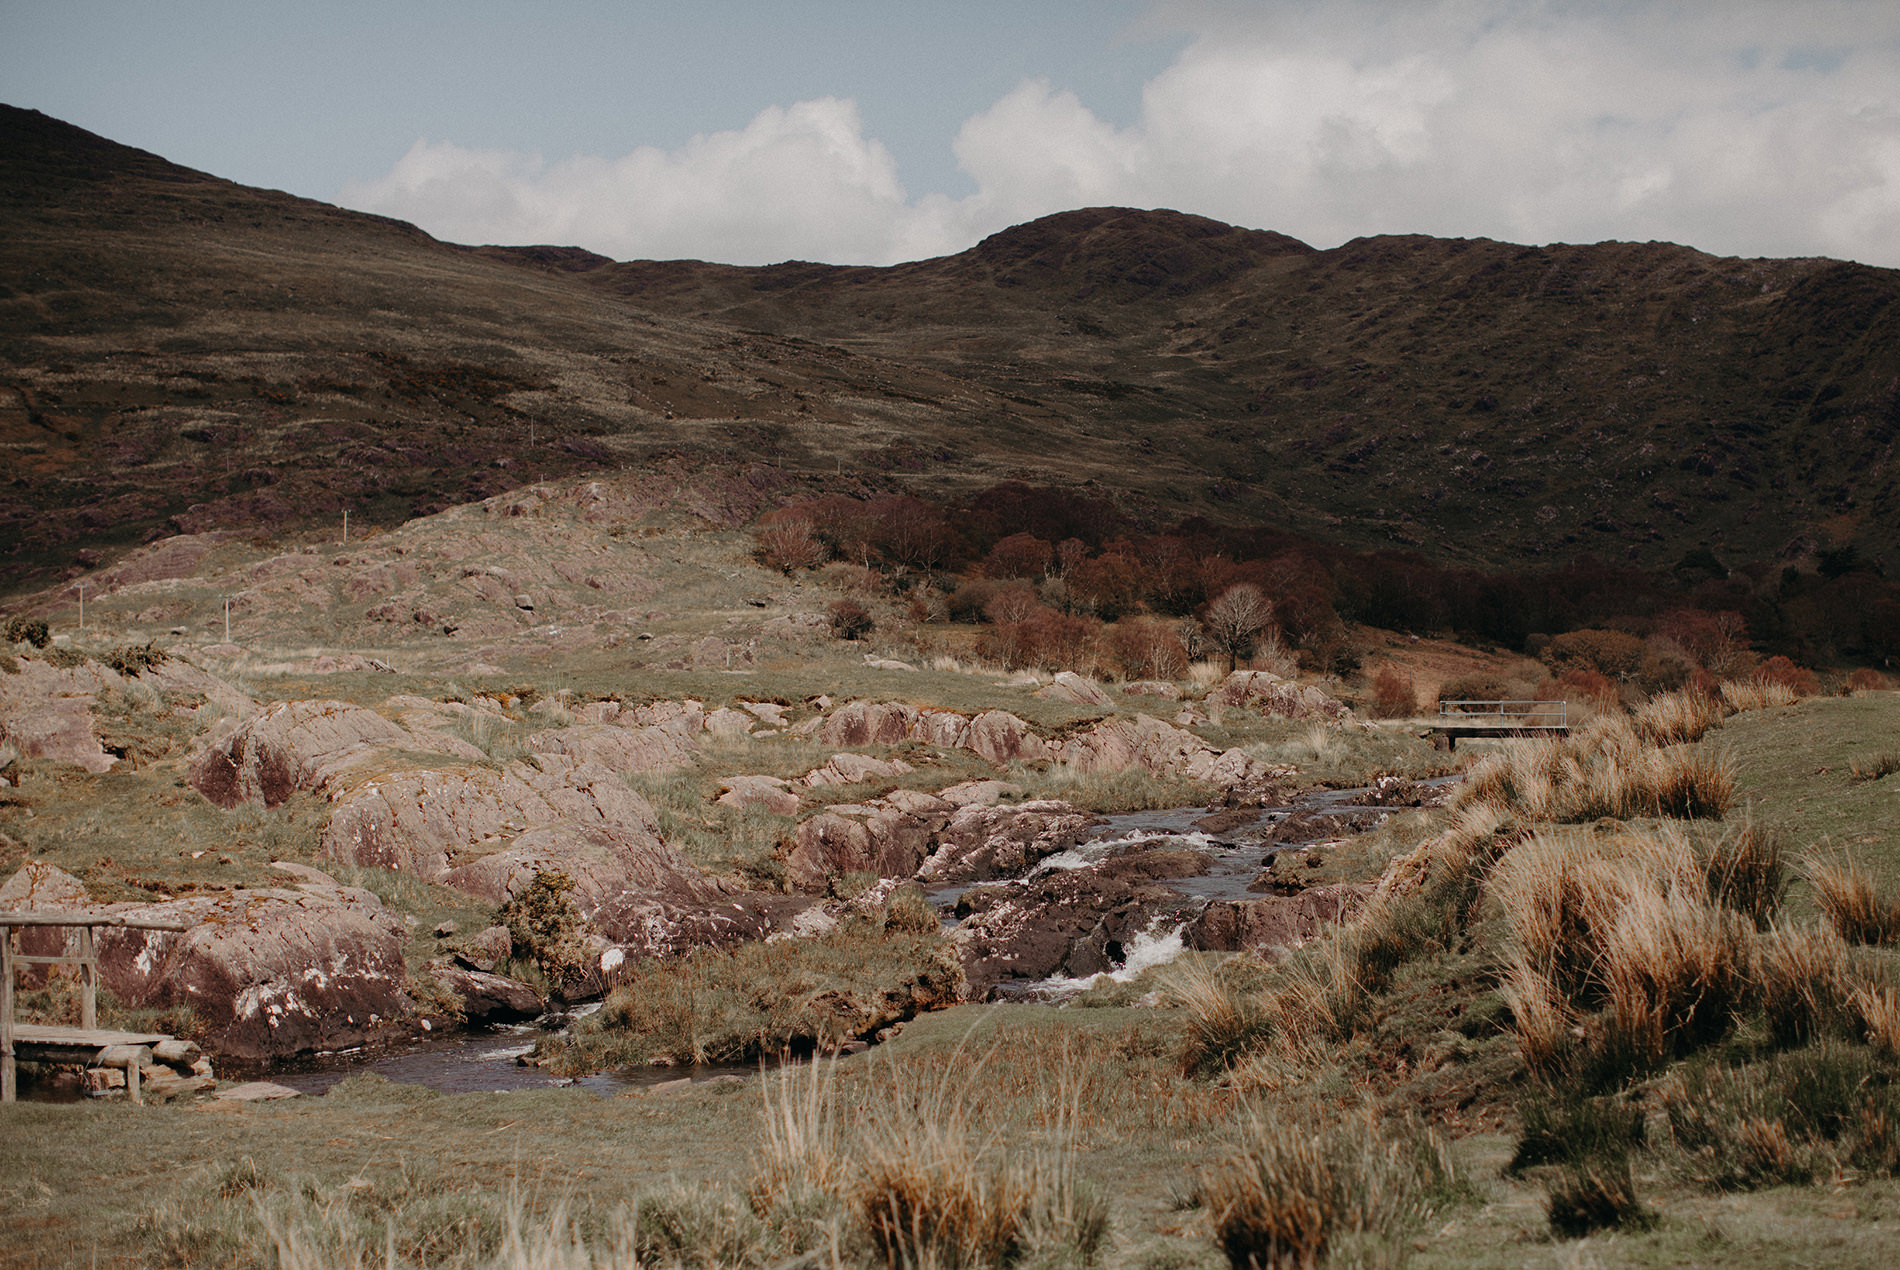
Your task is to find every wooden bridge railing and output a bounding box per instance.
[2,911,187,1103]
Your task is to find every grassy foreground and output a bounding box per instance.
[9,692,1900,1267]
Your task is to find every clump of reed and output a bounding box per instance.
[1658,1043,1900,1191]
[1196,1106,1461,1270]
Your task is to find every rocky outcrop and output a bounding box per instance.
[967,711,1048,764]
[802,753,914,787]
[188,699,415,807]
[0,657,124,773]
[1057,714,1284,799]
[916,801,1104,884]
[1187,884,1370,954]
[1209,671,1351,721]
[321,756,731,916]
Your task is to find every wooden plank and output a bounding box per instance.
[11,1023,173,1046]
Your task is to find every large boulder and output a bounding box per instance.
[784,800,945,894]
[819,701,920,747]
[716,775,801,816]
[1187,884,1370,954]
[0,861,95,980]
[322,757,730,910]
[966,711,1047,764]
[429,960,546,1025]
[1035,672,1111,706]
[526,722,700,774]
[92,869,410,1060]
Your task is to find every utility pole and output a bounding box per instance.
[223,597,231,643]
[343,510,349,545]
[77,582,87,631]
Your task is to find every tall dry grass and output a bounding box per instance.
[1453,716,1732,823]
[1719,678,1800,712]
[1632,689,1725,747]
[751,1048,1110,1270]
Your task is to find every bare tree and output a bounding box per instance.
[1202,583,1274,672]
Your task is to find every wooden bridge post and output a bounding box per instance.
[78,924,96,1033]
[3,927,15,1103]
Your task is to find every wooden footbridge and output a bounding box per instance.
[2,911,188,1103]
[1428,700,1570,751]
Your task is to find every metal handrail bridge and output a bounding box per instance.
[1429,699,1570,750]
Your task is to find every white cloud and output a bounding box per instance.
[341,2,1900,267]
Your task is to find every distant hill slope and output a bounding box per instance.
[4,104,1898,596]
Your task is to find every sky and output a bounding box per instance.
[5,0,1899,268]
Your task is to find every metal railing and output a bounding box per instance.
[1436,699,1569,728]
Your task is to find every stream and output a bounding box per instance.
[17,779,1451,1101]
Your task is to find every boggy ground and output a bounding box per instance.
[5,480,1900,1265]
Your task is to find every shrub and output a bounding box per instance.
[494,872,590,993]
[982,532,1053,580]
[1109,617,1189,681]
[827,599,874,641]
[1660,1044,1900,1190]
[1720,677,1799,712]
[1846,667,1891,694]
[103,642,168,677]
[1754,655,1820,697]
[1545,1159,1657,1239]
[754,510,828,573]
[5,616,50,648]
[1702,818,1786,929]
[1542,628,1646,680]
[1753,923,1856,1047]
[1367,666,1417,719]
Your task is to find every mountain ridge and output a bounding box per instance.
[3,103,1898,598]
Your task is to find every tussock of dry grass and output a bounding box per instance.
[1196,1106,1459,1270]
[1807,853,1900,947]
